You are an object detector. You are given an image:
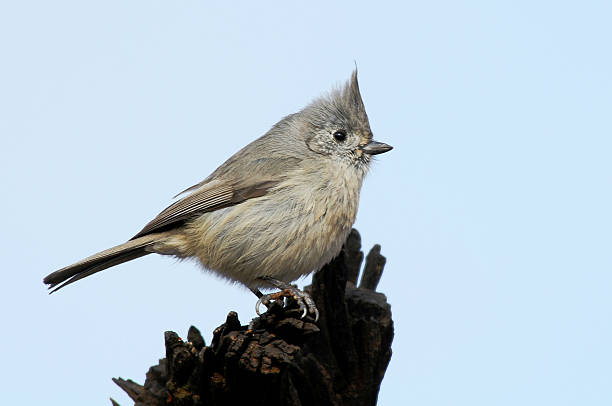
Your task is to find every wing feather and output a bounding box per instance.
[131,179,279,239]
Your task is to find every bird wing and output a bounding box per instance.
[131,178,280,239]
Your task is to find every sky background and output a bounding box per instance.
[1,1,611,405]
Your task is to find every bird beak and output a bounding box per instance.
[362,140,393,155]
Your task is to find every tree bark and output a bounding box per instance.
[112,229,394,406]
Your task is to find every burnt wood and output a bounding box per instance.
[112,229,393,406]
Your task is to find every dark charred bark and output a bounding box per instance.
[112,229,394,406]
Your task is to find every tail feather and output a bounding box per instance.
[44,234,160,293]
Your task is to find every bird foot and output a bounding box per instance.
[254,278,319,321]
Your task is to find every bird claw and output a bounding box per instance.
[255,286,319,321]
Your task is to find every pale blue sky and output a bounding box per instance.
[1,1,611,405]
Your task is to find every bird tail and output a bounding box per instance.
[43,234,162,293]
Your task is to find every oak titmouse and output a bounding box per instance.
[44,70,392,318]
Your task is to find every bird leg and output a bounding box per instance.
[250,287,264,298]
[253,277,319,321]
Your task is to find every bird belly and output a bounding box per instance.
[171,175,360,289]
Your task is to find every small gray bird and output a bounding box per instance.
[43,70,392,319]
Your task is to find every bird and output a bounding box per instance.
[43,70,392,320]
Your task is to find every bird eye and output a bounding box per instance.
[333,130,347,142]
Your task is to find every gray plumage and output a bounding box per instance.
[43,70,392,295]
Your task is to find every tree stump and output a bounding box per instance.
[112,229,394,406]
